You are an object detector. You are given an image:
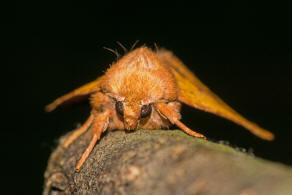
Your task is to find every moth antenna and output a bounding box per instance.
[116,41,128,53]
[103,47,121,58]
[114,49,121,58]
[154,42,159,51]
[130,40,140,51]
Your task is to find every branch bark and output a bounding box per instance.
[43,129,292,195]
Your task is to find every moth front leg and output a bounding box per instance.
[63,114,95,148]
[156,103,206,139]
[63,92,112,148]
[75,110,111,171]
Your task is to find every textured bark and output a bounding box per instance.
[43,129,292,195]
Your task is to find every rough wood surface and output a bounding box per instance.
[43,129,292,195]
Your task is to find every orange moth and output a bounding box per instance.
[46,46,274,171]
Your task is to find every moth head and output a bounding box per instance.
[101,47,178,129]
[115,99,152,130]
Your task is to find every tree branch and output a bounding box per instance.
[43,129,292,195]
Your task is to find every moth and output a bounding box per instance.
[46,46,274,171]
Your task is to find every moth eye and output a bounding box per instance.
[115,101,124,116]
[140,104,152,118]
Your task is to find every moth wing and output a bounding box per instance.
[156,49,274,140]
[45,75,104,112]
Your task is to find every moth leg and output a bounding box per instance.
[63,114,94,148]
[156,103,206,139]
[75,110,111,171]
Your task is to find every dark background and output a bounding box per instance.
[7,1,292,194]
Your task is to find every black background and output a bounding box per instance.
[7,1,292,194]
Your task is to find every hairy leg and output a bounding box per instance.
[75,110,111,171]
[63,92,112,148]
[156,103,206,139]
[63,114,94,148]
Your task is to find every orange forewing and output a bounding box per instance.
[45,76,104,112]
[157,50,274,141]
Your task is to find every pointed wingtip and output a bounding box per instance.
[44,103,56,112]
[262,131,275,141]
[251,126,275,141]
